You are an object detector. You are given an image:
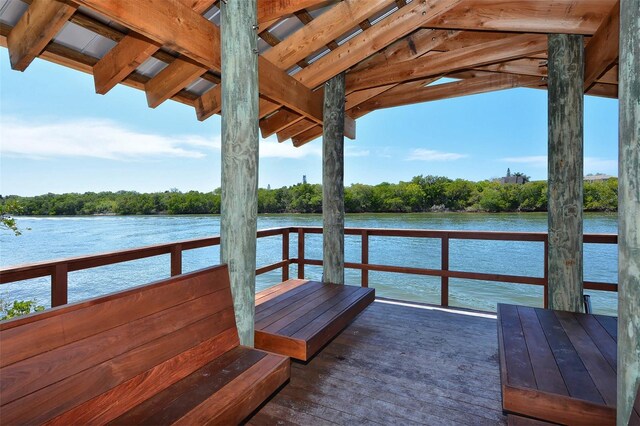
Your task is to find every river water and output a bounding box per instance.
[0,213,618,315]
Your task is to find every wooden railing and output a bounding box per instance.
[293,227,618,308]
[0,227,617,309]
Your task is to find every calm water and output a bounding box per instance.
[0,213,618,315]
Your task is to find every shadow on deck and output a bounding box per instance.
[248,300,506,425]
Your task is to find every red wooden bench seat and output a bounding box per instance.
[0,265,290,425]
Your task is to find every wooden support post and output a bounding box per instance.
[170,244,182,276]
[617,0,640,422]
[547,34,584,313]
[220,0,259,347]
[297,229,305,279]
[282,230,290,281]
[441,236,449,307]
[361,230,369,288]
[51,263,68,307]
[322,72,346,285]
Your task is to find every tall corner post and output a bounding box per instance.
[618,0,640,423]
[547,34,585,313]
[220,0,259,346]
[322,72,346,285]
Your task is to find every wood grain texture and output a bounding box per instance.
[322,72,346,285]
[2,265,290,425]
[498,304,617,425]
[547,34,585,313]
[7,0,75,71]
[254,280,374,360]
[584,1,619,90]
[618,0,640,422]
[249,300,507,424]
[220,0,259,347]
[346,34,547,92]
[145,57,205,108]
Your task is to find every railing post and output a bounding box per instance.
[170,244,182,276]
[297,228,305,279]
[441,235,449,307]
[282,229,290,281]
[543,237,549,308]
[51,263,68,307]
[361,230,369,287]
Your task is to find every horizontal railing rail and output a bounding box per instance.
[0,226,617,309]
[292,227,618,308]
[0,227,290,307]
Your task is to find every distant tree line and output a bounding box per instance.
[0,176,618,216]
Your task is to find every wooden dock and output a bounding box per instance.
[249,300,506,425]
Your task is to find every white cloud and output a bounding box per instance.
[0,116,325,161]
[406,149,467,161]
[1,116,216,160]
[501,155,618,175]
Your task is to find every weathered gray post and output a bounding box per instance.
[618,0,639,422]
[322,72,346,284]
[220,0,259,346]
[547,34,584,312]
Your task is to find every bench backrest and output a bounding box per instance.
[0,265,237,425]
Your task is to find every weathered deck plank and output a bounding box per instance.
[248,300,506,425]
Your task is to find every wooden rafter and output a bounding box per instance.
[145,57,204,108]
[346,34,547,92]
[0,23,197,107]
[584,1,620,91]
[425,0,619,35]
[258,0,334,24]
[92,0,215,96]
[72,0,323,123]
[7,0,76,71]
[294,1,462,89]
[262,0,397,70]
[352,74,545,113]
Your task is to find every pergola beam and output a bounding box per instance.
[7,0,76,71]
[74,0,322,123]
[293,2,462,89]
[145,57,204,108]
[262,0,397,70]
[93,34,160,95]
[351,74,542,113]
[92,0,215,96]
[584,1,620,91]
[258,0,333,24]
[425,0,619,35]
[346,34,547,92]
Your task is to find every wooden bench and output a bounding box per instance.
[254,279,375,361]
[498,303,617,425]
[0,265,290,425]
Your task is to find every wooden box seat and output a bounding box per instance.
[254,279,375,361]
[497,303,620,425]
[0,265,290,425]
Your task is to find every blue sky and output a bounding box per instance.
[1,51,619,196]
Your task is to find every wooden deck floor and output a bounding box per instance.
[248,299,506,425]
